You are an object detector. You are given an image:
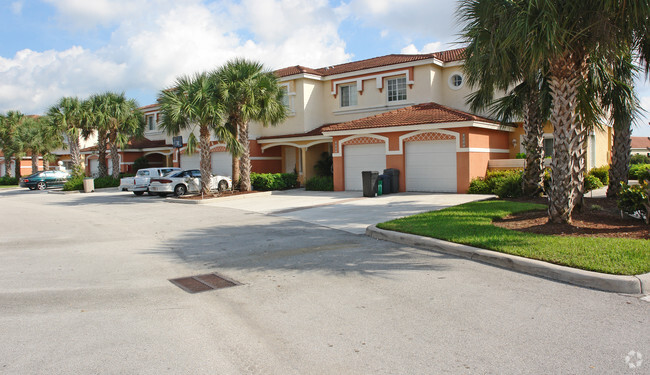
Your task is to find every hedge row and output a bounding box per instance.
[305,176,334,191]
[250,172,298,191]
[63,176,120,191]
[0,176,19,185]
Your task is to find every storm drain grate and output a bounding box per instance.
[169,273,239,294]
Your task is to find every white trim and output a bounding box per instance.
[458,148,510,153]
[323,121,512,137]
[119,162,135,165]
[258,135,331,144]
[332,102,414,116]
[398,129,460,155]
[332,134,389,157]
[250,156,282,161]
[260,139,332,151]
[278,73,324,82]
[324,58,444,81]
[144,150,173,157]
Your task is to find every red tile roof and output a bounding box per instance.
[139,103,159,111]
[257,124,337,141]
[631,136,650,149]
[275,48,466,78]
[321,102,500,132]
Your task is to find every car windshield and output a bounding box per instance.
[169,171,185,178]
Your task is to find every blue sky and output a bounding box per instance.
[1,0,649,136]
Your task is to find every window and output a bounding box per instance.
[448,72,465,90]
[280,86,290,108]
[340,83,357,107]
[543,138,554,158]
[147,115,156,131]
[387,77,407,102]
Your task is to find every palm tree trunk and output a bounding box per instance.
[547,54,586,224]
[69,132,82,170]
[571,134,587,212]
[97,131,108,177]
[4,158,11,177]
[44,157,50,170]
[31,152,38,174]
[199,125,212,195]
[521,96,544,196]
[14,156,21,178]
[607,119,631,198]
[109,130,120,179]
[239,121,251,191]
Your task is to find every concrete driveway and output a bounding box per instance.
[1,188,648,374]
[203,189,494,234]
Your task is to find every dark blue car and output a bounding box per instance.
[19,170,70,190]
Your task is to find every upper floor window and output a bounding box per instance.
[340,83,357,107]
[146,115,156,131]
[280,86,290,108]
[387,77,407,102]
[448,72,465,90]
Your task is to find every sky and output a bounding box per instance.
[1,0,649,137]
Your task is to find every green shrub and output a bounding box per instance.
[250,172,297,191]
[63,175,84,191]
[467,177,491,194]
[631,154,650,165]
[93,176,120,189]
[515,152,526,159]
[468,170,522,197]
[617,182,648,219]
[494,172,523,198]
[587,165,609,185]
[629,164,650,180]
[584,174,603,192]
[62,176,120,191]
[639,168,650,184]
[305,176,334,191]
[0,176,19,185]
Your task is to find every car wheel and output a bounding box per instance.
[133,191,144,196]
[36,182,47,190]
[218,180,228,192]
[174,184,187,196]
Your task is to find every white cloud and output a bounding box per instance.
[400,42,442,54]
[0,0,352,114]
[344,0,460,44]
[42,0,150,29]
[11,1,23,15]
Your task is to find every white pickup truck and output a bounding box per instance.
[119,167,181,196]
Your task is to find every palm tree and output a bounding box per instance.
[158,72,240,195]
[458,0,649,224]
[0,111,25,177]
[17,116,64,174]
[603,51,640,198]
[101,92,145,178]
[215,59,287,191]
[47,97,87,175]
[85,94,110,177]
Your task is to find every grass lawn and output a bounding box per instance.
[377,200,650,275]
[0,185,19,189]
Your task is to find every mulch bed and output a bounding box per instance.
[177,190,262,200]
[494,197,649,240]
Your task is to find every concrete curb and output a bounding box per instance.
[366,225,649,294]
[48,187,119,195]
[166,191,274,204]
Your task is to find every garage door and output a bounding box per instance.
[89,158,113,176]
[181,153,200,170]
[344,143,386,191]
[211,152,232,176]
[405,140,456,192]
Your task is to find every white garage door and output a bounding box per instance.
[89,158,113,176]
[211,152,232,176]
[181,153,200,170]
[405,140,456,192]
[344,143,386,191]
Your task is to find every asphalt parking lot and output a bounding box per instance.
[0,188,648,374]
